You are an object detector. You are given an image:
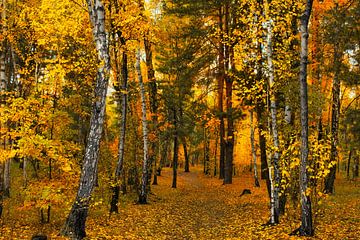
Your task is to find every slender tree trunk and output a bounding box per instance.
[354,156,359,178]
[223,3,234,185]
[264,0,280,224]
[3,159,10,197]
[257,104,271,196]
[61,1,110,238]
[0,0,6,91]
[136,50,150,204]
[324,44,341,194]
[295,1,314,236]
[250,110,260,187]
[144,34,158,188]
[214,131,219,176]
[347,148,352,178]
[172,108,178,188]
[218,6,225,180]
[183,138,190,172]
[110,51,128,213]
[0,162,4,218]
[23,157,27,188]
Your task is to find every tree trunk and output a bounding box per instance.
[110,51,128,213]
[61,1,110,238]
[144,35,158,187]
[250,110,260,187]
[324,43,341,194]
[0,0,6,91]
[264,0,280,224]
[172,108,178,188]
[218,6,225,180]
[347,149,352,178]
[183,138,190,172]
[256,103,271,196]
[136,50,150,204]
[223,3,234,185]
[3,159,10,197]
[354,156,359,178]
[296,1,313,236]
[0,162,4,218]
[23,157,27,188]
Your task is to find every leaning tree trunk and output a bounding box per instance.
[136,50,150,204]
[110,51,128,214]
[250,110,260,187]
[295,0,314,236]
[264,0,280,224]
[61,1,110,239]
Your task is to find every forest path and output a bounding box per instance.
[90,167,273,240]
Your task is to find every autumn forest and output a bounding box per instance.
[0,0,359,239]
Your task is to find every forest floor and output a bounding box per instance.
[0,166,359,239]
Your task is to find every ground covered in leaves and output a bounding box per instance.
[0,167,359,239]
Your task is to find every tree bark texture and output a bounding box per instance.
[298,0,313,235]
[61,0,110,238]
[264,0,280,224]
[136,50,150,204]
[250,110,260,187]
[324,41,341,194]
[110,51,128,213]
[183,139,190,172]
[172,109,178,188]
[3,159,10,197]
[256,103,271,196]
[223,3,234,185]
[144,36,159,187]
[0,162,4,218]
[218,6,225,180]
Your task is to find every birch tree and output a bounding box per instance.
[61,0,111,238]
[136,50,150,204]
[296,0,314,236]
[250,109,260,187]
[264,0,280,224]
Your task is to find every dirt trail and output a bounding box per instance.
[102,168,269,240]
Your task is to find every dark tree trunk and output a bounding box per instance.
[183,139,190,172]
[218,6,225,180]
[250,110,260,187]
[347,149,352,178]
[61,1,110,239]
[110,51,128,214]
[354,156,359,178]
[296,0,314,236]
[324,45,341,194]
[144,34,158,188]
[172,109,178,188]
[256,104,271,196]
[223,3,234,185]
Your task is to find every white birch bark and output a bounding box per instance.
[61,0,111,238]
[136,49,149,204]
[250,110,260,187]
[264,0,280,224]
